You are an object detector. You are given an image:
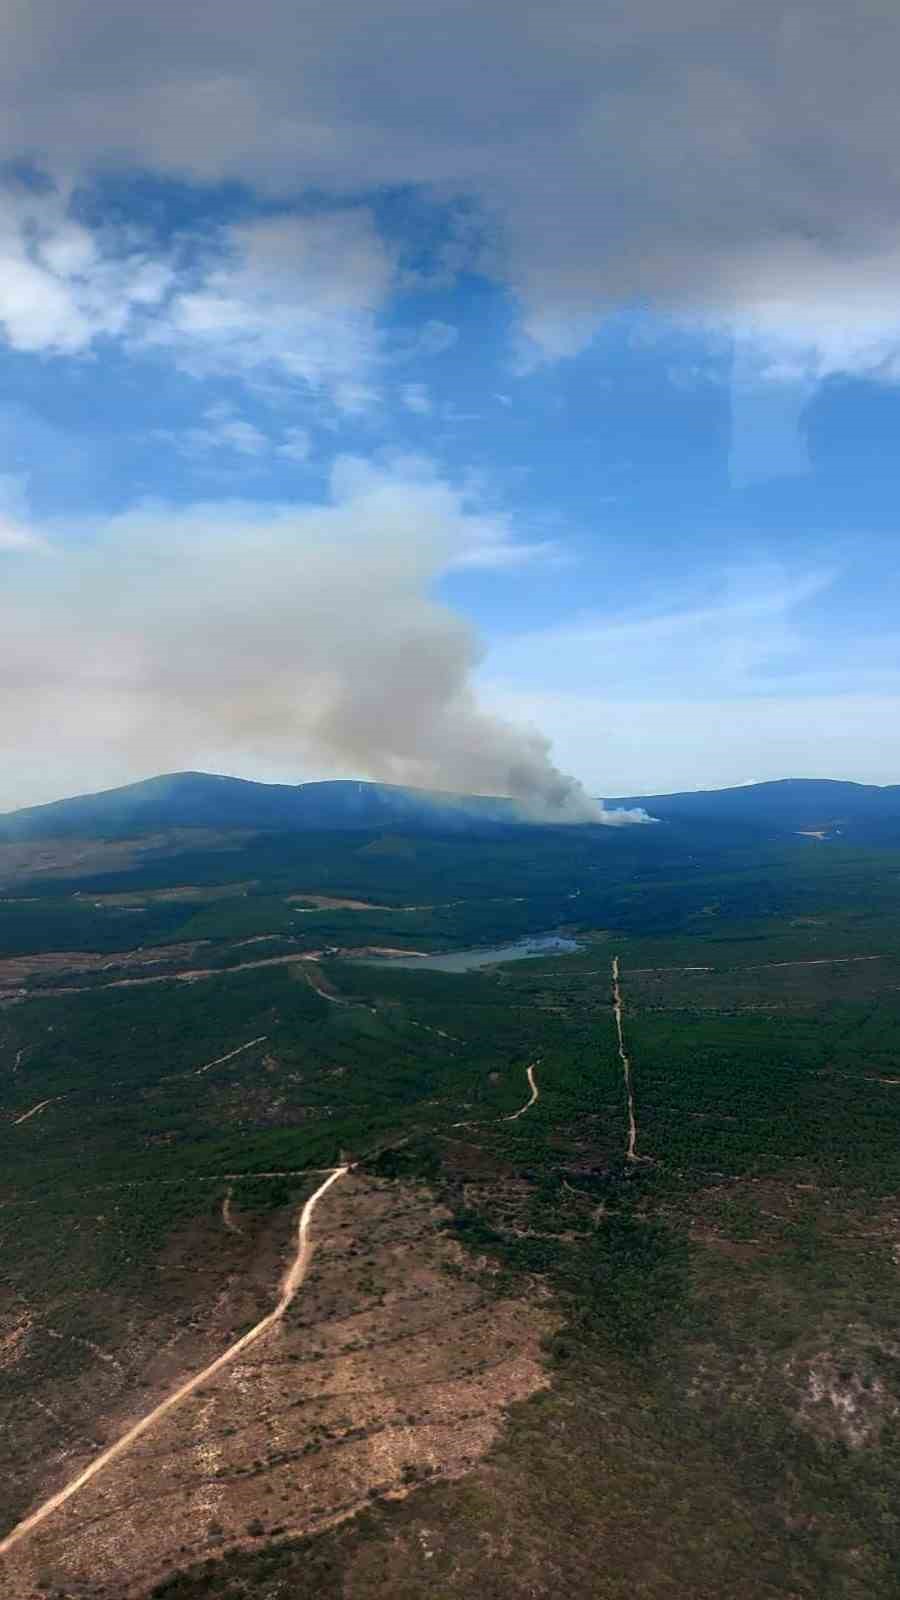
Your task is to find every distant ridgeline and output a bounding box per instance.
[2,771,900,844]
[0,773,522,841]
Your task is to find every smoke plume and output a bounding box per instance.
[1,459,649,822]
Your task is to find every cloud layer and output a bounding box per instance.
[3,0,900,364]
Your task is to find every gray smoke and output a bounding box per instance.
[0,462,650,822]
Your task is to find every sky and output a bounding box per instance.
[3,0,900,811]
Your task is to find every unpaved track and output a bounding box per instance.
[743,954,887,971]
[14,949,324,1001]
[304,967,350,1005]
[195,1035,268,1075]
[453,1060,540,1129]
[221,1184,242,1236]
[0,1165,348,1560]
[504,1062,540,1122]
[627,954,888,975]
[612,956,639,1161]
[11,1097,59,1127]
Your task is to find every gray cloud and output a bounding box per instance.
[0,459,639,821]
[3,1,900,356]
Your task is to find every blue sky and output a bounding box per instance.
[2,2,900,810]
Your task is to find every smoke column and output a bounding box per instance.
[0,460,649,822]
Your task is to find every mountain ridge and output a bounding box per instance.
[2,770,900,843]
[0,772,524,841]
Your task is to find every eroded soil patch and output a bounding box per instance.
[1,1173,556,1599]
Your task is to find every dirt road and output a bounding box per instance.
[452,1059,541,1129]
[612,956,639,1161]
[627,954,888,976]
[11,1098,58,1127]
[194,1035,268,1075]
[11,949,324,1002]
[0,1165,349,1560]
[221,1184,242,1235]
[504,1062,540,1122]
[304,966,350,1004]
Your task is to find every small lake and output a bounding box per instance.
[353,934,581,973]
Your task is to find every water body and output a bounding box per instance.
[354,934,580,973]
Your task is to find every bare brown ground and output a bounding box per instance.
[0,942,210,999]
[81,883,260,907]
[0,1173,557,1600]
[0,832,254,889]
[287,893,391,911]
[357,945,432,957]
[0,1203,297,1539]
[1,945,434,1006]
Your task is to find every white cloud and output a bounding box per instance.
[0,514,40,550]
[152,404,272,461]
[0,474,43,549]
[724,235,900,386]
[277,427,312,463]
[401,382,432,415]
[717,241,900,483]
[484,566,845,699]
[213,418,269,456]
[0,183,396,421]
[450,532,560,572]
[154,211,394,409]
[476,560,900,790]
[397,321,458,361]
[483,686,900,796]
[0,183,173,354]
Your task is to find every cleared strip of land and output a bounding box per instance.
[612,956,639,1162]
[627,954,889,975]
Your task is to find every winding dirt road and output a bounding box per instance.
[612,956,639,1162]
[221,1184,242,1236]
[452,1059,541,1129]
[504,1062,540,1122]
[0,1164,348,1560]
[304,967,350,1004]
